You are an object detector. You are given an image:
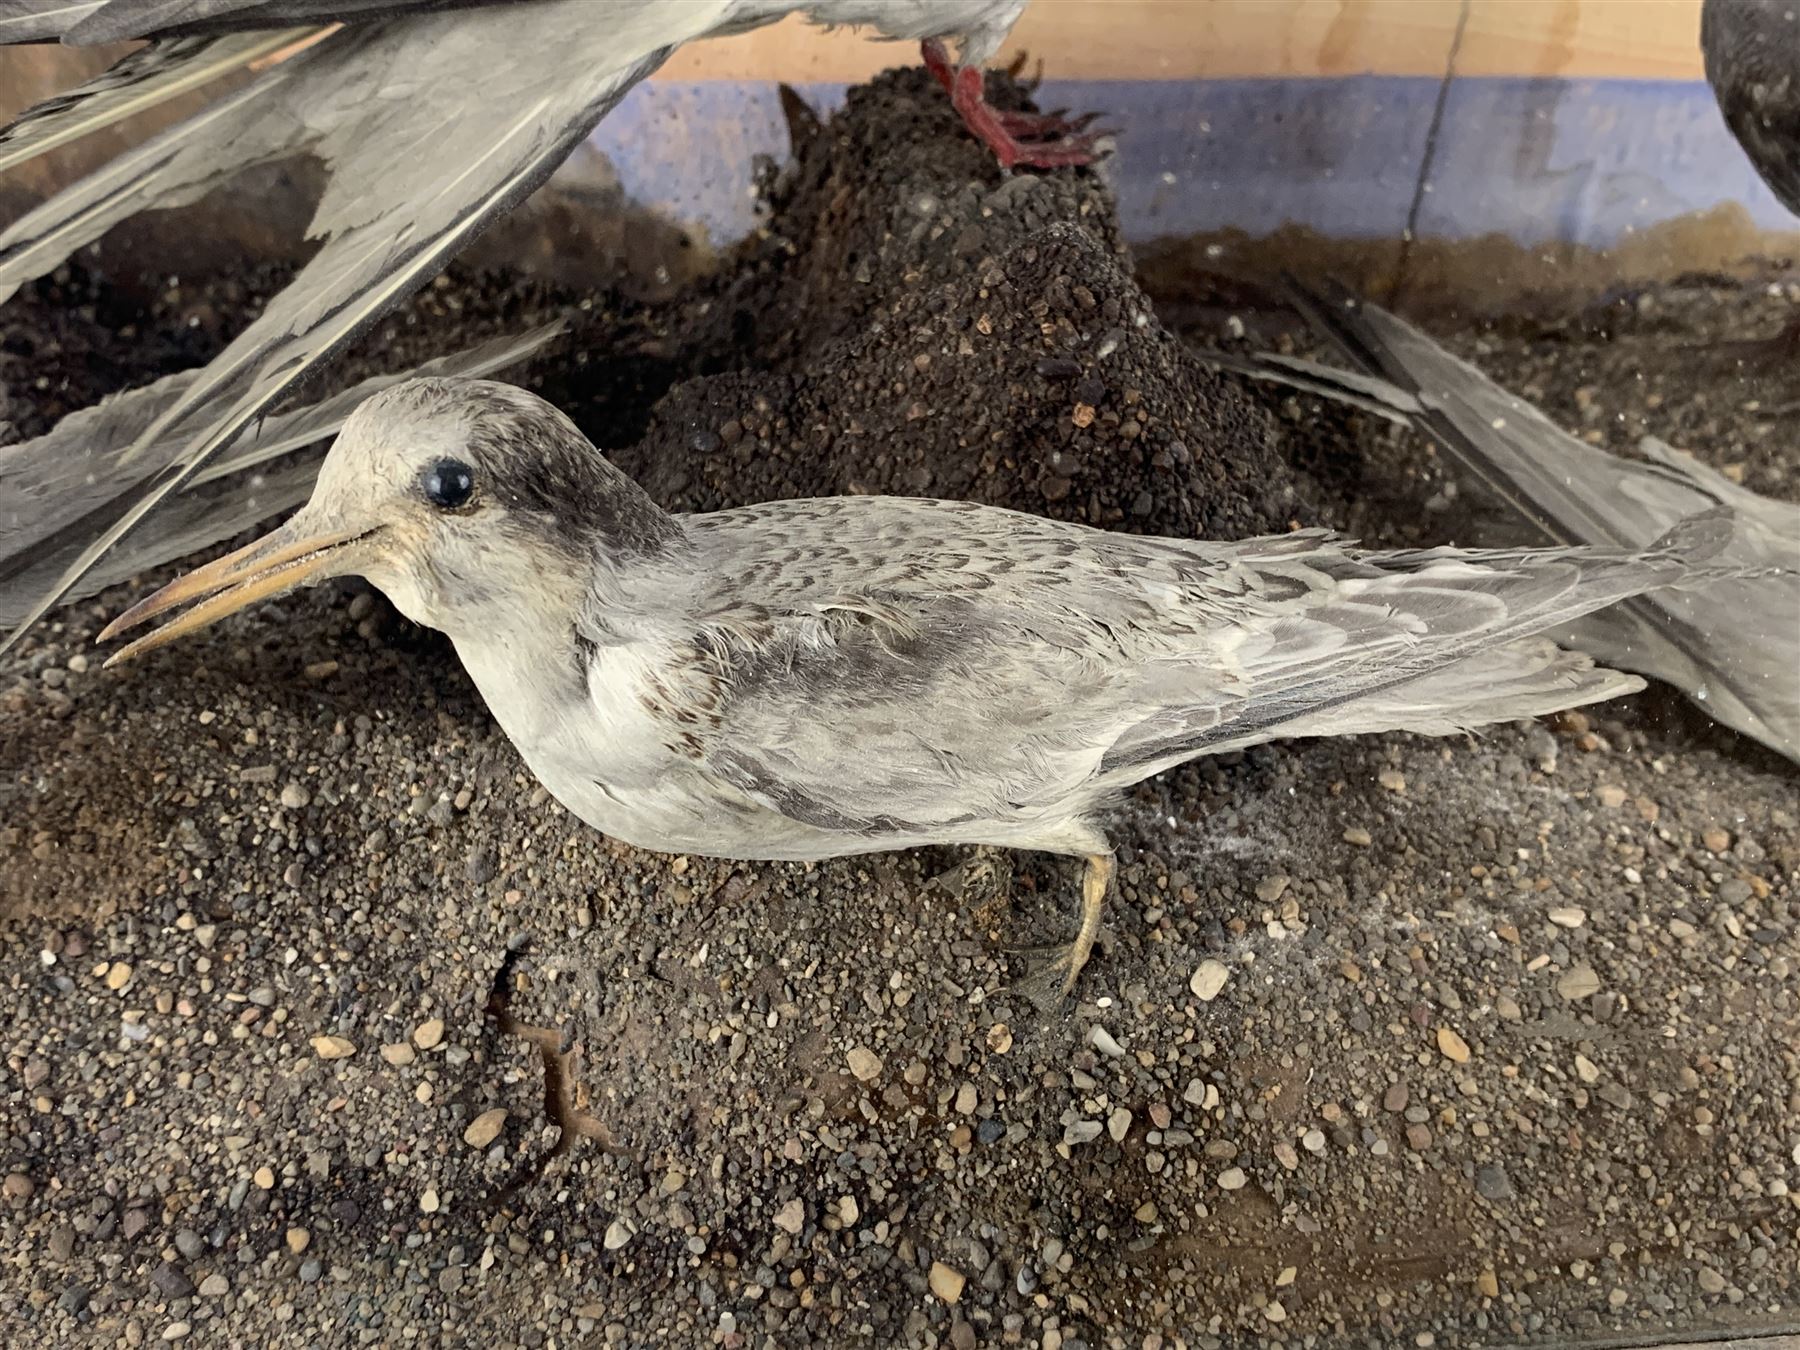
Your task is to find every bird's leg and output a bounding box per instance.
[1006,852,1114,1008]
[482,939,620,1199]
[920,39,1108,171]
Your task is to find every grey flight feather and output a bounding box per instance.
[0,29,310,174]
[0,0,1033,655]
[1201,282,1800,763]
[0,320,566,625]
[0,1,105,41]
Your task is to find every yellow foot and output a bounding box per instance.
[1001,852,1113,1008]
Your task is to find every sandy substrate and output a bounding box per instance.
[2,70,1798,1348]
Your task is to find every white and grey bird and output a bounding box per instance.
[0,0,1099,653]
[1197,281,1800,765]
[101,377,1758,1002]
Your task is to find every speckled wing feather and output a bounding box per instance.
[1203,282,1800,764]
[626,498,1713,847]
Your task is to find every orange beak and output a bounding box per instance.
[101,520,373,667]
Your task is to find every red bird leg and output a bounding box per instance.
[920,38,1108,171]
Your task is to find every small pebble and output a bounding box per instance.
[846,1046,883,1081]
[1556,965,1602,1001]
[773,1199,805,1234]
[463,1109,508,1148]
[1190,960,1230,1002]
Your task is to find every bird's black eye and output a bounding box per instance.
[420,458,475,510]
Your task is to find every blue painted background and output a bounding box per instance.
[590,77,1796,247]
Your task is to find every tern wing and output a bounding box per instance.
[648,500,1722,842]
[1202,282,1800,763]
[0,0,750,655]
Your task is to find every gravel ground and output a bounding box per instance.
[3,70,1798,1349]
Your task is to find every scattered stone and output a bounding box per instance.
[929,1262,966,1304]
[1342,826,1373,847]
[1255,875,1290,903]
[1436,1027,1471,1063]
[773,1199,805,1234]
[413,1019,445,1050]
[1107,1108,1132,1142]
[1574,1054,1601,1084]
[198,1274,228,1298]
[1477,1270,1499,1298]
[285,1228,310,1256]
[1556,966,1602,1001]
[105,962,133,990]
[603,1220,632,1250]
[150,1262,195,1300]
[1475,1163,1514,1202]
[464,1109,508,1148]
[1088,1025,1125,1058]
[1217,1167,1248,1191]
[419,1188,440,1214]
[310,1035,356,1060]
[278,782,311,810]
[1190,960,1230,1002]
[846,1046,883,1082]
[379,1043,415,1066]
[1063,1119,1102,1146]
[1596,785,1627,808]
[1548,906,1586,928]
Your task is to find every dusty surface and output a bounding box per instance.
[3,69,1799,1349]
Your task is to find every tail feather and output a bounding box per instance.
[0,29,315,175]
[1205,281,1800,764]
[0,318,568,626]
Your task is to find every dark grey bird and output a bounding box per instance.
[1198,282,1800,764]
[1703,0,1800,215]
[0,0,1103,656]
[101,378,1758,1005]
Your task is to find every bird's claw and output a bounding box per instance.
[480,940,624,1205]
[999,945,1083,1011]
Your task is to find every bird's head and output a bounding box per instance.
[102,377,679,663]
